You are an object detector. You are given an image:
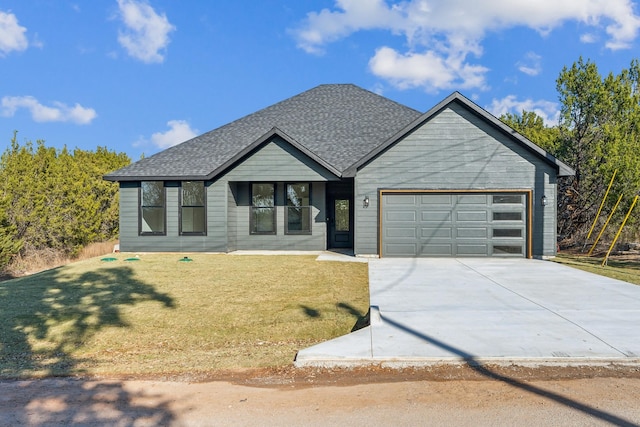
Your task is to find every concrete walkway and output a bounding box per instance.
[295,258,640,367]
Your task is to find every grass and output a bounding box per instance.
[0,254,369,378]
[553,253,640,285]
[5,240,118,279]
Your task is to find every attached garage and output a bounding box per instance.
[380,190,532,258]
[351,92,574,259]
[106,85,574,259]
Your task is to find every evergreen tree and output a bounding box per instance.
[556,58,640,241]
[0,132,130,269]
[500,110,560,154]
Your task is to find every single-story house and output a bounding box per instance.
[104,84,573,258]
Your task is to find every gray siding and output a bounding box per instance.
[119,181,228,252]
[118,182,141,251]
[224,137,340,182]
[230,182,327,251]
[222,137,332,251]
[227,182,238,252]
[355,103,558,258]
[118,136,335,252]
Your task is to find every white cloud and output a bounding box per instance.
[1,95,97,124]
[580,33,598,44]
[0,11,28,56]
[487,95,559,125]
[292,0,640,91]
[150,120,198,149]
[517,52,542,76]
[116,0,175,63]
[369,46,489,92]
[292,0,401,54]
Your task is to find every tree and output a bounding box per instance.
[555,57,640,242]
[0,132,130,268]
[0,215,22,269]
[500,110,560,154]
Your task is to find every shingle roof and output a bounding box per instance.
[104,84,423,181]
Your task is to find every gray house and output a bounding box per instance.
[104,84,573,258]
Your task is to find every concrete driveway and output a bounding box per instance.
[295,258,640,367]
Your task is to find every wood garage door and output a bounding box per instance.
[381,192,529,257]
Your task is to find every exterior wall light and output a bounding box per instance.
[541,195,548,206]
[363,196,370,208]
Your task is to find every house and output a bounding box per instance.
[104,84,573,258]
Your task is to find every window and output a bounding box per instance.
[493,194,523,204]
[493,245,523,255]
[140,181,165,235]
[286,183,311,234]
[335,199,350,232]
[251,183,275,234]
[181,181,206,235]
[493,211,522,221]
[493,228,523,238]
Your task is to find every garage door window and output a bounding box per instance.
[493,229,522,238]
[493,245,523,255]
[493,195,522,204]
[493,212,522,221]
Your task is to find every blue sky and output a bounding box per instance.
[2,0,640,160]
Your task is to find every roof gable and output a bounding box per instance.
[344,92,574,177]
[203,127,343,180]
[222,133,342,182]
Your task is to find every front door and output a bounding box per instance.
[328,195,353,249]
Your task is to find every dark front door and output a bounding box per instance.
[328,194,353,249]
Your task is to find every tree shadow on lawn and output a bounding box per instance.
[0,264,176,424]
[299,302,370,332]
[336,302,370,332]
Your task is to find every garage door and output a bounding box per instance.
[381,192,528,257]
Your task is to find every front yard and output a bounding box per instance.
[0,254,369,378]
[3,250,637,380]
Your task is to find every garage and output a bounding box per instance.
[380,191,531,257]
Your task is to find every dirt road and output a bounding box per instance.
[2,366,640,426]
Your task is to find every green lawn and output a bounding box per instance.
[553,253,640,285]
[0,254,369,378]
